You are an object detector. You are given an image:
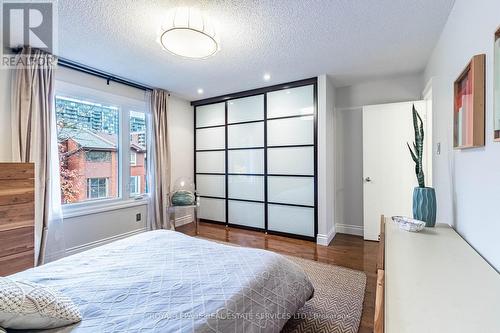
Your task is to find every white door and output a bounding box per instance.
[362,101,428,240]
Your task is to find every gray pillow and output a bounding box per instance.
[0,277,82,329]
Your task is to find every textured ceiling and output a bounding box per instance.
[57,0,454,100]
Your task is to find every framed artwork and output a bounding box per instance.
[453,54,485,149]
[494,28,500,141]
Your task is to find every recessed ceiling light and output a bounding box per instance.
[160,7,219,59]
[197,88,204,94]
[263,73,271,81]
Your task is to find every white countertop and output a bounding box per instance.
[385,220,500,333]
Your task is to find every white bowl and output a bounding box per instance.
[391,216,426,232]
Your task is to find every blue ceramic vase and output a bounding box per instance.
[412,187,436,227]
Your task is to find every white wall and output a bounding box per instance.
[335,74,424,109]
[167,94,195,226]
[334,74,423,235]
[424,0,500,271]
[169,95,194,189]
[317,74,336,245]
[335,106,364,235]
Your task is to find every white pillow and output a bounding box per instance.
[0,277,82,329]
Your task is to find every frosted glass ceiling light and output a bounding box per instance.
[160,7,219,59]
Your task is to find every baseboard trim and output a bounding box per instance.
[174,214,194,227]
[317,227,336,246]
[335,223,364,236]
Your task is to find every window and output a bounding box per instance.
[87,178,108,199]
[129,111,147,197]
[56,80,149,206]
[57,96,119,204]
[130,152,137,166]
[129,176,140,196]
[86,151,111,162]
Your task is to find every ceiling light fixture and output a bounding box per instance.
[160,7,219,59]
[263,73,271,81]
[197,88,204,94]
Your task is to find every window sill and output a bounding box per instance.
[63,197,149,219]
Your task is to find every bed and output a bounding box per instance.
[10,230,314,332]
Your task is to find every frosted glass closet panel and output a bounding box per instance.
[196,127,225,150]
[196,151,225,173]
[228,175,264,201]
[267,85,314,119]
[199,197,226,222]
[228,95,264,123]
[228,149,264,174]
[196,175,225,197]
[267,116,314,146]
[268,176,314,206]
[267,147,314,175]
[228,201,265,229]
[228,122,264,148]
[196,102,225,127]
[268,204,314,237]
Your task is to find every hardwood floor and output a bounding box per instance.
[177,221,378,333]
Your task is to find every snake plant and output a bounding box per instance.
[407,105,425,188]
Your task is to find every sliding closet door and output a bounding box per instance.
[227,95,265,229]
[194,79,317,240]
[266,85,316,237]
[195,103,226,223]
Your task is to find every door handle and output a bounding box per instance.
[365,177,372,182]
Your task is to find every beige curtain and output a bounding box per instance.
[11,47,58,266]
[149,89,171,230]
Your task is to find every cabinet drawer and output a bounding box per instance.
[0,250,34,276]
[0,226,34,258]
[0,163,34,180]
[0,202,34,231]
[0,179,34,206]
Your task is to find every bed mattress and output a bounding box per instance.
[11,230,314,332]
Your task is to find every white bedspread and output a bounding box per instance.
[11,230,314,333]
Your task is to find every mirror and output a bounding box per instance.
[495,28,500,141]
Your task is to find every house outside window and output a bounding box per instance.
[87,178,108,199]
[57,96,119,204]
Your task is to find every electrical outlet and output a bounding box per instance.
[136,213,142,222]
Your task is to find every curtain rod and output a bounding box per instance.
[11,47,157,92]
[57,58,155,92]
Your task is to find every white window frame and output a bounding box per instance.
[56,80,150,218]
[87,177,109,199]
[130,175,141,196]
[130,151,137,166]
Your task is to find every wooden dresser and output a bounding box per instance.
[0,163,35,276]
[376,216,500,333]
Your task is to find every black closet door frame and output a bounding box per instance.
[192,77,318,242]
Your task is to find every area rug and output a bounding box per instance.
[196,237,366,333]
[282,256,366,333]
